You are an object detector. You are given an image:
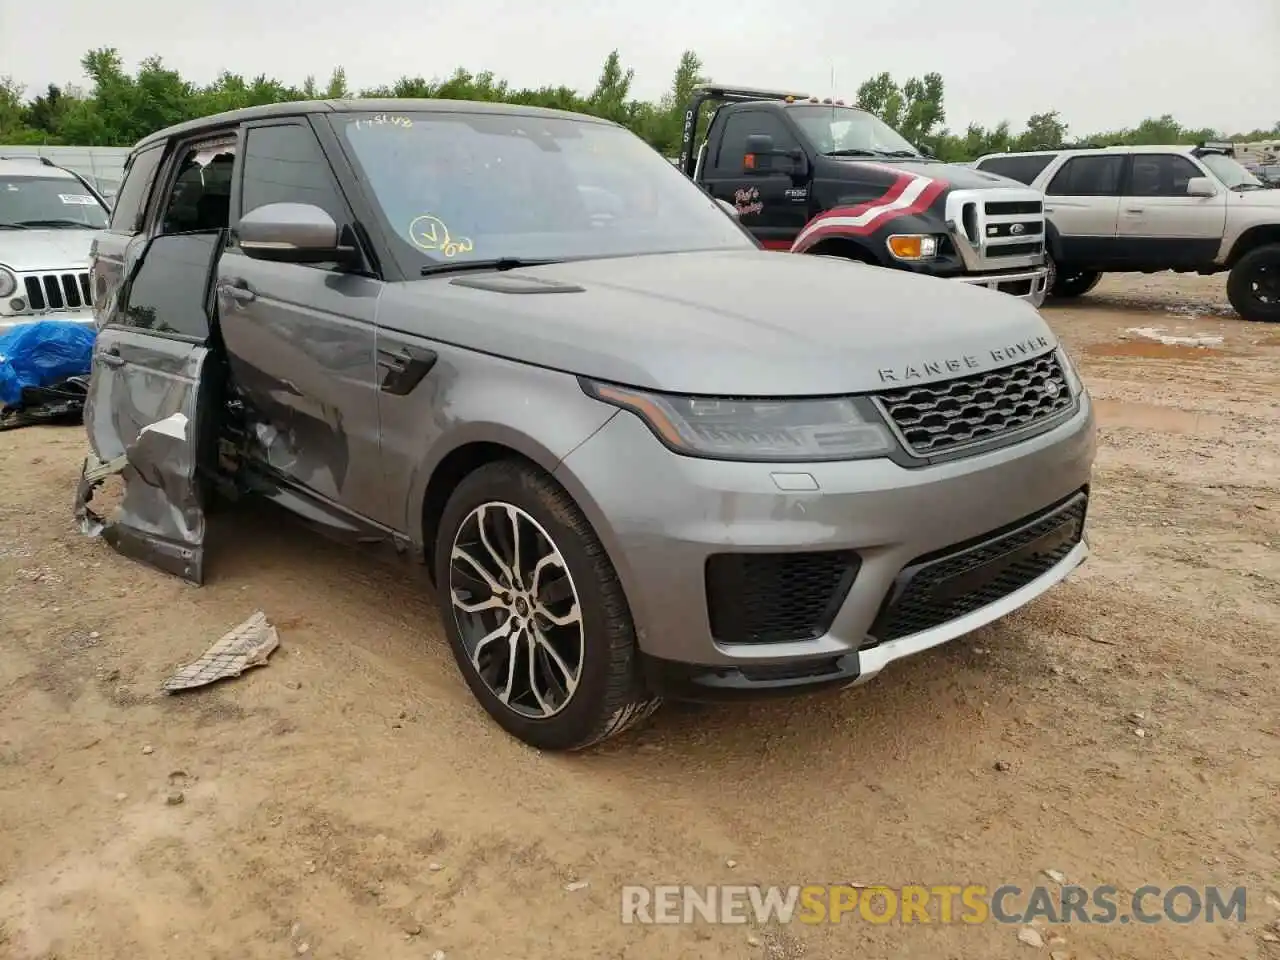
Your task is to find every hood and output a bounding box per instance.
[377,249,1058,396]
[1230,186,1280,207]
[0,228,104,272]
[832,158,1027,192]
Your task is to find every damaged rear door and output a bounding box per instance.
[77,133,236,583]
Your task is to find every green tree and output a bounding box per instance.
[854,72,905,129]
[587,50,635,125]
[1015,111,1068,151]
[3,48,1275,163]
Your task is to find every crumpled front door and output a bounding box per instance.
[74,232,224,584]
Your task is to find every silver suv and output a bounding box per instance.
[974,145,1280,322]
[77,99,1097,750]
[0,157,109,330]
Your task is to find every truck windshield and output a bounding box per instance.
[786,105,920,157]
[334,112,755,266]
[0,176,108,228]
[1197,152,1266,190]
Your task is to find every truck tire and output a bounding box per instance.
[1046,253,1102,300]
[1227,244,1280,323]
[433,459,660,751]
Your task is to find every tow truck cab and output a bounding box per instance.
[681,85,1050,305]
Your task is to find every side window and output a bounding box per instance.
[120,233,222,340]
[1046,156,1125,197]
[1128,154,1203,197]
[240,123,345,223]
[978,155,1055,185]
[108,144,164,233]
[713,112,798,172]
[158,138,238,235]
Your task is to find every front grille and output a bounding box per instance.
[985,221,1044,238]
[706,551,859,645]
[985,200,1042,216]
[23,271,92,311]
[874,351,1074,458]
[867,492,1087,644]
[985,241,1043,259]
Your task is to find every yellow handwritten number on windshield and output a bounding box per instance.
[408,215,474,258]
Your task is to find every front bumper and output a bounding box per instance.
[554,392,1095,700]
[951,267,1049,307]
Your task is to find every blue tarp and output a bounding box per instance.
[0,321,96,407]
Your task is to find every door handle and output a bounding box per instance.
[219,279,256,303]
[98,345,124,368]
[377,345,438,395]
[1125,207,1144,214]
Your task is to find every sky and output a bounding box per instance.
[2,0,1278,136]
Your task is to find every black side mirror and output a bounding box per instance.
[917,143,935,158]
[744,133,776,173]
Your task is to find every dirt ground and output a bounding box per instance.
[2,272,1278,960]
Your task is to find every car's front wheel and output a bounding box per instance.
[434,459,660,750]
[1046,252,1102,300]
[1227,244,1280,323]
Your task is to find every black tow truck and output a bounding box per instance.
[679,85,1051,305]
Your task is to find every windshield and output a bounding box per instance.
[1198,153,1265,189]
[786,105,920,157]
[334,111,754,266]
[0,176,108,228]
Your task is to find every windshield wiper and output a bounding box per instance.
[823,149,884,157]
[12,219,96,229]
[0,223,29,230]
[879,150,925,159]
[420,257,562,276]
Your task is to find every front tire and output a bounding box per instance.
[1227,244,1280,323]
[433,459,659,750]
[1046,252,1102,300]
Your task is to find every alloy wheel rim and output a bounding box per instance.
[448,502,585,719]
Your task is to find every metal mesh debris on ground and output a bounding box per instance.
[161,612,279,693]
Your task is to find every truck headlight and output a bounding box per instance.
[886,235,939,261]
[581,379,896,461]
[0,266,16,299]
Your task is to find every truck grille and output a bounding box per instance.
[23,272,92,311]
[954,192,1046,269]
[705,550,859,645]
[867,491,1087,644]
[984,200,1042,216]
[874,351,1074,458]
[983,245,1044,261]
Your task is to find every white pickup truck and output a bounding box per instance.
[973,144,1280,322]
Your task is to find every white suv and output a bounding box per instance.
[0,157,109,331]
[973,145,1280,322]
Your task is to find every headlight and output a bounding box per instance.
[1055,345,1084,395]
[0,266,16,298]
[581,379,896,461]
[886,234,939,261]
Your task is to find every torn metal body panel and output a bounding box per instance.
[76,360,208,583]
[75,227,225,583]
[75,331,211,584]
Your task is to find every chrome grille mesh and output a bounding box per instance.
[875,352,1073,457]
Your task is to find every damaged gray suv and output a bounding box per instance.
[78,99,1096,750]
